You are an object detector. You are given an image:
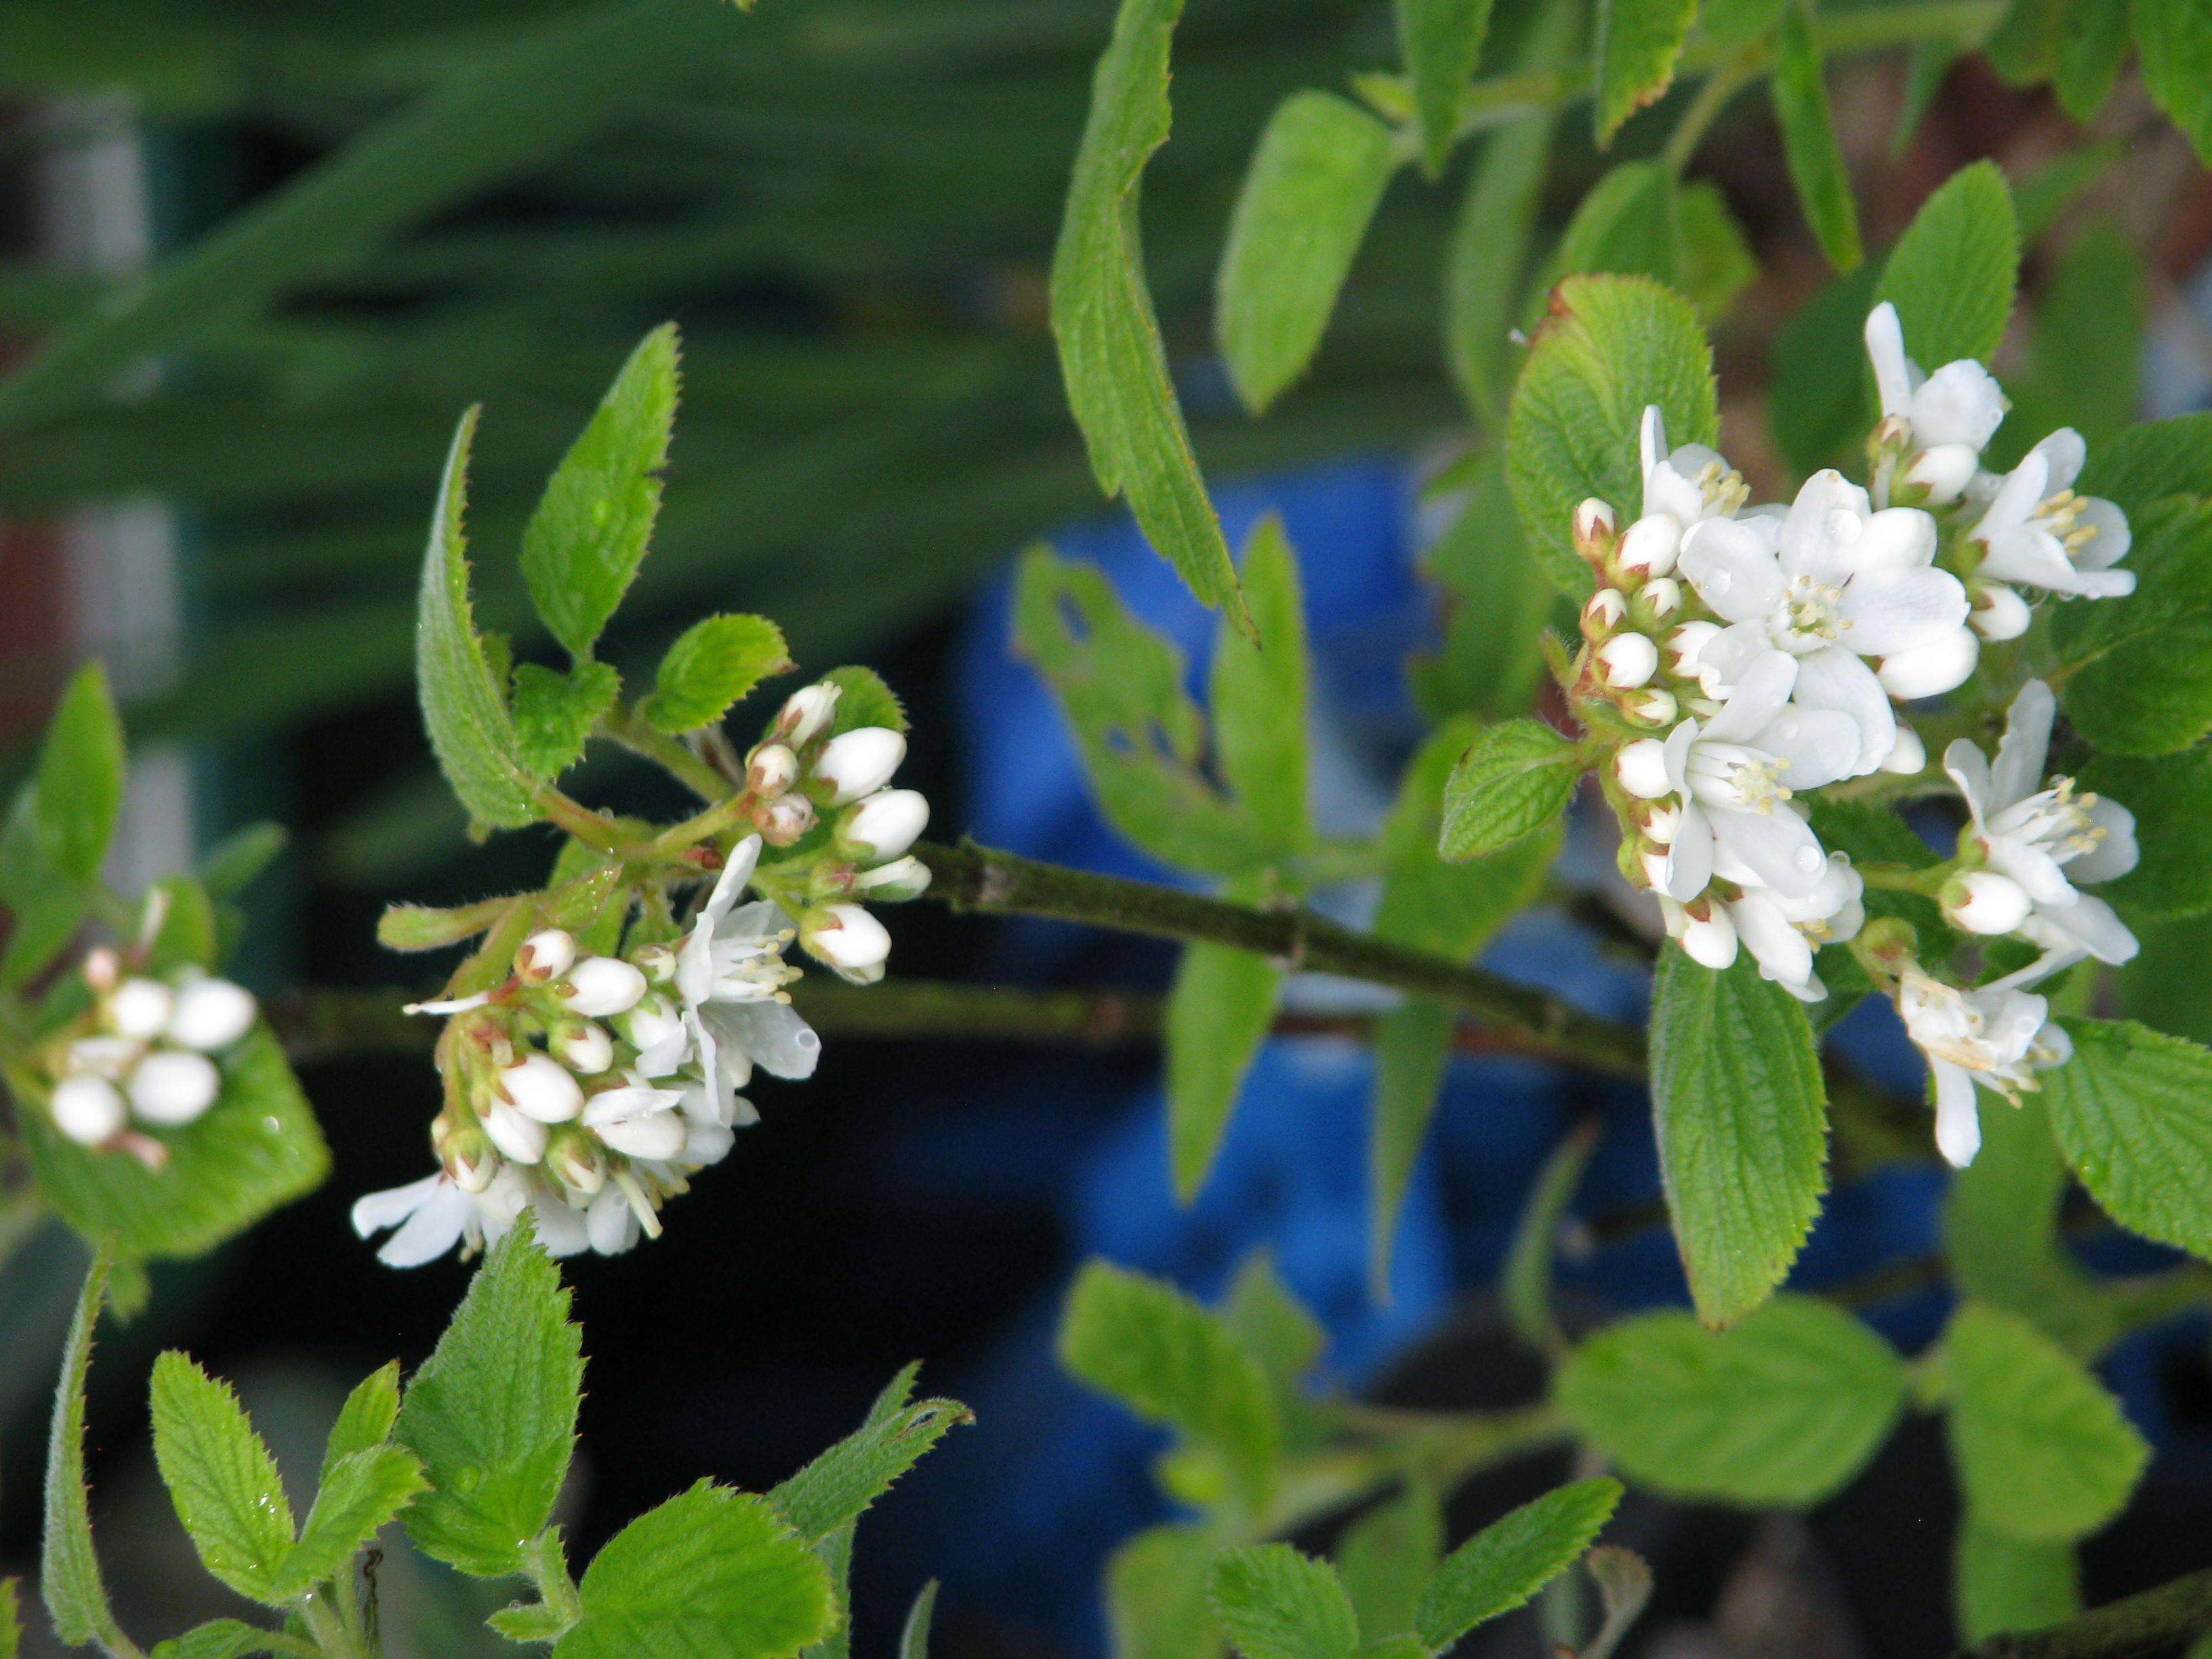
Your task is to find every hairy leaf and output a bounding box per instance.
[1109,1525,1223,1659]
[638,614,792,735]
[43,1247,129,1654]
[1414,1479,1620,1648]
[1944,1099,2114,1357]
[0,661,125,986]
[2053,497,2212,754]
[1875,161,2018,371]
[2042,1017,2212,1263]
[512,661,621,780]
[2077,413,2212,515]
[767,1365,970,1543]
[270,1444,428,1601]
[322,1362,403,1486]
[1208,516,1311,861]
[1398,0,1495,173]
[1438,719,1582,859]
[150,1353,298,1603]
[1167,932,1283,1204]
[2076,749,2212,920]
[1334,1481,1440,1639]
[2131,0,2212,167]
[1593,0,1695,145]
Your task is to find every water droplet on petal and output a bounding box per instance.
[1708,570,1732,594]
[1797,846,1822,872]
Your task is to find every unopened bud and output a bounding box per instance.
[68,1036,140,1079]
[1614,738,1672,800]
[801,903,893,976]
[1901,442,1980,504]
[594,1109,689,1162]
[1881,724,1927,776]
[109,977,174,1040]
[558,956,647,1019]
[83,947,120,994]
[1969,583,2031,642]
[814,727,907,805]
[632,943,678,984]
[1617,514,1681,579]
[1635,577,1683,625]
[621,996,688,1073]
[167,976,257,1051]
[435,1118,499,1191]
[1581,588,1627,638]
[127,1049,222,1126]
[552,1019,614,1075]
[499,1052,585,1122]
[684,1119,738,1167]
[483,1099,552,1163]
[758,792,817,846]
[776,682,842,747]
[1595,633,1658,689]
[1640,848,1673,891]
[547,1126,609,1195]
[748,743,800,796]
[1942,871,2032,936]
[517,928,576,984]
[837,789,929,863]
[1664,619,1721,679]
[853,856,931,901]
[51,1073,127,1145]
[1572,497,1617,553]
[1877,628,1978,700]
[1635,800,1682,845]
[1858,916,1919,966]
[1623,687,1678,726]
[1678,907,1740,971]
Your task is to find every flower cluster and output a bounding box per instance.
[42,948,258,1158]
[1571,309,2144,1164]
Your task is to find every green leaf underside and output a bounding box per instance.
[520,323,678,662]
[766,1365,970,1543]
[639,613,793,735]
[1507,274,1718,596]
[1875,161,2018,371]
[394,1221,583,1578]
[2052,496,2212,755]
[1208,1545,1359,1659]
[512,660,621,779]
[1650,947,1828,1328]
[1399,0,1496,173]
[556,1482,836,1659]
[1385,718,1561,955]
[1438,718,1581,859]
[1049,0,1246,630]
[1770,5,1863,272]
[2041,1017,2212,1265]
[1209,516,1313,863]
[1954,1523,2081,1645]
[1110,1525,1224,1659]
[1559,1296,1907,1504]
[43,1247,128,1653]
[151,1352,297,1603]
[1413,1478,1621,1649]
[1218,93,1399,414]
[1942,1303,2148,1542]
[1368,998,1455,1294]
[899,1581,940,1659]
[819,665,909,737]
[1593,0,1695,145]
[21,1026,328,1260]
[1057,1261,1279,1515]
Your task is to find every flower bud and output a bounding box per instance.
[483,1099,551,1164]
[632,943,678,984]
[1635,577,1683,626]
[435,1115,499,1191]
[1634,800,1681,845]
[837,789,929,863]
[1614,738,1672,800]
[1622,687,1678,726]
[801,903,893,975]
[51,1073,127,1144]
[499,1052,585,1122]
[552,1019,614,1075]
[1595,633,1658,689]
[547,1126,609,1195]
[594,1109,689,1161]
[748,743,800,797]
[853,856,931,901]
[813,727,906,804]
[1678,907,1740,970]
[1877,628,1978,700]
[558,956,647,1019]
[166,976,257,1051]
[776,682,842,747]
[1664,619,1721,679]
[1969,582,2031,642]
[758,792,817,846]
[1581,588,1627,637]
[621,996,689,1073]
[1640,849,1673,891]
[1881,724,1927,776]
[109,977,174,1040]
[1901,443,1980,504]
[127,1049,222,1126]
[1572,497,1616,554]
[83,947,120,994]
[1857,916,1919,966]
[516,928,576,984]
[1942,871,2032,936]
[1617,514,1681,579]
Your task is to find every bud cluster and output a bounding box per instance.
[43,949,258,1157]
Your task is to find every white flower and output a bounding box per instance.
[674,837,820,1122]
[801,903,893,982]
[1897,968,2073,1167]
[1678,471,1970,771]
[815,727,907,805]
[1942,680,2139,970]
[1732,855,1864,1000]
[558,956,648,1019]
[1864,302,2009,500]
[127,1049,222,1126]
[352,1166,532,1267]
[1966,430,2134,599]
[50,1073,127,1145]
[1639,407,1748,531]
[1942,871,2033,937]
[581,1072,691,1161]
[166,975,257,1052]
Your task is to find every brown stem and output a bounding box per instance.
[1954,1565,2212,1659]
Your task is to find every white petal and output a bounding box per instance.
[1931,1062,1983,1168]
[1793,647,1896,775]
[377,1185,473,1267]
[1639,405,1666,497]
[2068,796,2137,884]
[1679,909,1739,970]
[588,1188,640,1254]
[1990,681,2056,810]
[1852,508,1941,574]
[2030,428,2087,492]
[1987,836,2078,907]
[1696,623,1771,699]
[1710,804,1829,897]
[1679,518,1785,624]
[1702,651,1799,743]
[705,1000,822,1081]
[1780,470,1874,586]
[1864,304,1914,418]
[352,1172,443,1239]
[1731,891,1816,994]
[1662,802,1716,900]
[1748,706,1862,790]
[1910,360,2008,450]
[1877,629,1978,699]
[703,836,764,927]
[531,1197,592,1258]
[1978,528,2086,590]
[582,1084,689,1127]
[2034,894,2138,964]
[1837,566,1970,655]
[2072,496,2131,570]
[1971,449,2049,544]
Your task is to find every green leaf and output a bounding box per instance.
[1217,93,1400,414]
[2131,0,2212,166]
[1504,1124,1598,1356]
[512,661,621,781]
[1219,1253,1327,1440]
[2076,749,2212,920]
[766,1366,971,1543]
[1700,0,1788,42]
[1767,262,1881,475]
[1650,947,1828,1326]
[149,1618,296,1659]
[394,1220,582,1578]
[1670,182,1758,324]
[2052,497,2212,755]
[1408,456,1551,720]
[269,1444,429,1601]
[1941,1303,2148,1542]
[1397,0,1496,174]
[377,897,516,953]
[1875,161,2018,371]
[2053,0,2129,125]
[1507,273,1718,595]
[1208,516,1311,861]
[819,666,909,738]
[1992,220,2142,470]
[1368,999,1454,1292]
[0,1578,16,1659]
[1438,719,1582,859]
[0,660,126,986]
[1414,1479,1620,1649]
[150,1351,298,1603]
[1954,1523,2081,1645]
[43,1245,130,1656]
[1558,1296,1907,1505]
[556,1482,836,1659]
[1770,5,1862,272]
[491,1602,575,1645]
[1109,1525,1223,1659]
[1050,0,1246,631]
[321,1363,403,1487]
[1057,1261,1279,1515]
[1166,922,1284,1202]
[1593,0,1694,145]
[2041,1016,2212,1264]
[1334,1483,1441,1640]
[415,406,539,829]
[200,823,286,901]
[1983,0,2063,81]
[899,1581,939,1659]
[1534,163,1673,302]
[20,1026,329,1261]
[1210,1546,1359,1659]
[521,323,678,661]
[1944,1099,2114,1358]
[638,615,793,735]
[2078,414,2212,518]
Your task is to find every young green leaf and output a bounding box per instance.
[1334,1482,1441,1640]
[512,661,621,780]
[20,1027,328,1261]
[491,1603,577,1647]
[1408,458,1551,722]
[1671,182,1758,323]
[1954,1523,2081,1645]
[1397,0,1495,175]
[148,1618,295,1659]
[1443,46,1563,418]
[1944,1099,2114,1359]
[1700,0,1788,41]
[1530,163,1673,306]
[1109,1525,1224,1659]
[1217,93,1400,414]
[1050,0,1246,631]
[2053,0,2128,128]
[2041,1017,2212,1263]
[1770,5,1862,272]
[1057,1261,1280,1515]
[1209,1546,1359,1659]
[2076,749,2212,920]
[43,1245,132,1657]
[819,665,909,737]
[377,897,516,953]
[1942,1303,2149,1542]
[2051,497,2212,755]
[1593,0,1693,146]
[0,1578,17,1659]
[1367,999,1453,1292]
[1166,924,1283,1202]
[1414,1479,1621,1649]
[766,1365,971,1543]
[150,1352,298,1603]
[1650,946,1828,1328]
[1503,1123,1598,1357]
[1581,1547,1655,1659]
[198,823,287,902]
[1558,1296,1907,1504]
[899,1581,939,1659]
[1208,516,1311,861]
[1221,1253,1325,1399]
[1438,719,1582,859]
[638,614,793,735]
[321,1362,403,1486]
[520,323,679,661]
[415,407,541,829]
[556,1482,836,1659]
[394,1220,583,1578]
[0,660,127,987]
[1875,161,2018,372]
[267,1443,429,1601]
[2131,0,2212,167]
[1506,274,1718,595]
